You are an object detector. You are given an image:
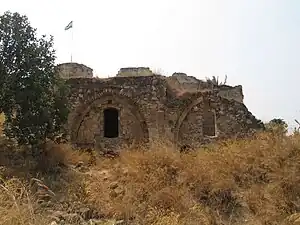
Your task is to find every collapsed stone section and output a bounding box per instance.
[166,73,244,103]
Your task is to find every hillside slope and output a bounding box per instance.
[0,115,299,224]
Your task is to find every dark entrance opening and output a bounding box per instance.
[103,108,119,138]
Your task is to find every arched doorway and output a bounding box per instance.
[70,93,149,151]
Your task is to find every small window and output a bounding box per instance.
[203,109,216,136]
[103,108,119,138]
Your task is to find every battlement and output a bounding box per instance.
[116,67,154,77]
[56,62,93,79]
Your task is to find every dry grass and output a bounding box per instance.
[0,113,4,136]
[0,178,51,225]
[0,112,300,225]
[34,141,94,172]
[85,133,300,224]
[0,141,93,225]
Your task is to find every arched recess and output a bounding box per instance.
[173,97,204,144]
[173,96,217,149]
[70,91,149,149]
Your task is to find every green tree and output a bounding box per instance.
[265,118,288,135]
[0,11,69,150]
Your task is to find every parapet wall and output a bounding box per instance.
[56,63,93,79]
[56,62,244,103]
[116,67,154,77]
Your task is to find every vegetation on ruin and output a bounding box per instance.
[205,75,227,87]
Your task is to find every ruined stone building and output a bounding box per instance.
[56,62,263,152]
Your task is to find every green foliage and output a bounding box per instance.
[265,118,288,135]
[0,11,70,147]
[294,119,300,135]
[205,75,227,87]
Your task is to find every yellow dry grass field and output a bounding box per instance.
[0,117,299,224]
[0,113,4,136]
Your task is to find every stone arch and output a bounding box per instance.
[174,96,217,148]
[173,96,204,144]
[70,91,149,149]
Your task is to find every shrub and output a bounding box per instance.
[0,11,69,150]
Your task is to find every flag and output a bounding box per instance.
[64,21,73,30]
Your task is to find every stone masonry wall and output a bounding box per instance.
[60,64,263,152]
[170,91,262,149]
[218,85,244,103]
[65,76,263,152]
[56,63,93,79]
[66,75,168,152]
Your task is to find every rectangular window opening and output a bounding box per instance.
[104,108,119,138]
[203,110,216,137]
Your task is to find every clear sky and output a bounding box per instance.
[1,0,300,130]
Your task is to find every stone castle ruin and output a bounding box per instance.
[57,62,263,152]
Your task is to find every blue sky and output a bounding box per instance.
[1,0,300,130]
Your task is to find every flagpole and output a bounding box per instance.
[71,26,73,62]
[65,20,74,63]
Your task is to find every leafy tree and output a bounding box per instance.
[0,11,69,150]
[265,118,288,135]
